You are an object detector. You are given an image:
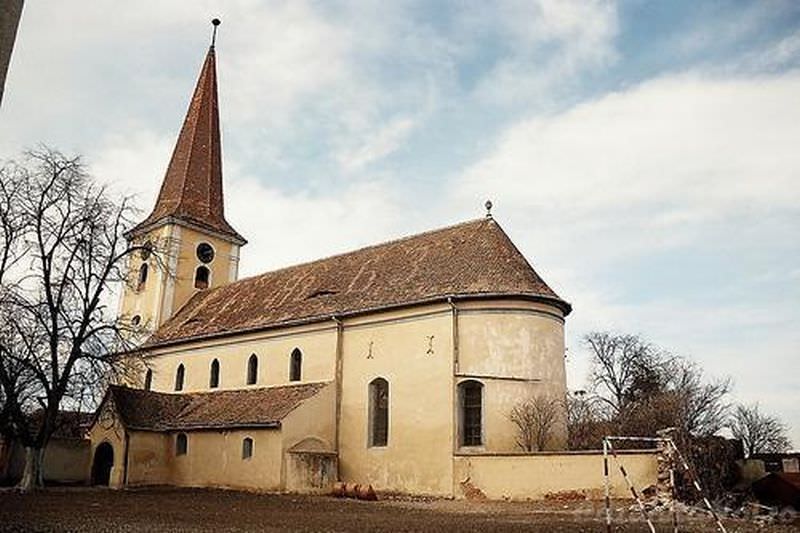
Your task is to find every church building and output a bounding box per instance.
[87,27,578,498]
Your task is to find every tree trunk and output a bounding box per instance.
[17,446,44,491]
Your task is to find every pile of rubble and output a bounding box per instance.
[633,481,799,527]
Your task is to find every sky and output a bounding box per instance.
[1,1,798,447]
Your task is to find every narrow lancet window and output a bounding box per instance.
[209,359,220,389]
[176,433,188,456]
[242,437,253,460]
[247,354,258,385]
[175,364,185,392]
[459,380,483,447]
[144,369,152,391]
[290,348,302,382]
[368,378,389,447]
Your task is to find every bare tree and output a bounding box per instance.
[585,332,662,415]
[584,331,730,440]
[0,147,149,490]
[566,390,610,450]
[667,358,730,437]
[508,395,561,452]
[729,403,791,457]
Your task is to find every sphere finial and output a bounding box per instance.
[485,199,493,218]
[211,18,221,47]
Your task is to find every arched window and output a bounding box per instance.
[368,378,389,447]
[131,315,142,327]
[458,380,484,447]
[176,433,188,456]
[246,354,258,385]
[137,263,148,291]
[174,364,185,392]
[144,369,152,391]
[194,266,210,289]
[209,359,220,389]
[242,437,254,460]
[290,348,302,382]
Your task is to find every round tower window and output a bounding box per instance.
[196,243,215,263]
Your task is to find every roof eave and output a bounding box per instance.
[126,421,281,432]
[141,292,572,352]
[125,215,247,246]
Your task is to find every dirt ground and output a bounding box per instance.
[0,487,797,532]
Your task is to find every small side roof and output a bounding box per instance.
[100,382,329,431]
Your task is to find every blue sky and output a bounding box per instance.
[2,1,799,446]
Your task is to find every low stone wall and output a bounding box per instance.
[453,450,658,501]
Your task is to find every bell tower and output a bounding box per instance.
[119,19,246,338]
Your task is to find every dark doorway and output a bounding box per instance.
[91,442,114,486]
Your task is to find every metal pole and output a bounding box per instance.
[670,466,678,533]
[667,439,727,533]
[607,439,656,533]
[603,438,611,533]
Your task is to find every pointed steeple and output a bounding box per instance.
[130,24,245,244]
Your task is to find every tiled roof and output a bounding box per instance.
[106,382,328,431]
[128,46,244,244]
[29,410,93,440]
[146,217,571,347]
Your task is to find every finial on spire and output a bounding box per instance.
[485,199,493,218]
[211,18,221,47]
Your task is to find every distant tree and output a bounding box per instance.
[508,395,561,451]
[566,390,609,450]
[667,358,731,437]
[0,147,150,490]
[583,331,730,440]
[585,331,661,415]
[729,403,791,457]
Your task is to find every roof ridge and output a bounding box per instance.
[197,217,491,295]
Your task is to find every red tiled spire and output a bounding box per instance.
[129,44,245,244]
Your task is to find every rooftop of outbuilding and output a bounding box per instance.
[103,382,329,431]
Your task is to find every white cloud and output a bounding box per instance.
[463,0,619,105]
[89,129,173,203]
[456,71,800,263]
[456,70,800,444]
[226,175,407,276]
[336,116,418,172]
[738,30,800,72]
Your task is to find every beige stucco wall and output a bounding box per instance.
[119,224,173,335]
[88,383,336,492]
[141,324,337,393]
[168,225,240,319]
[163,428,283,490]
[88,403,127,488]
[3,438,90,484]
[43,439,91,483]
[453,451,658,501]
[119,223,241,337]
[123,297,568,497]
[338,305,455,496]
[457,301,568,452]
